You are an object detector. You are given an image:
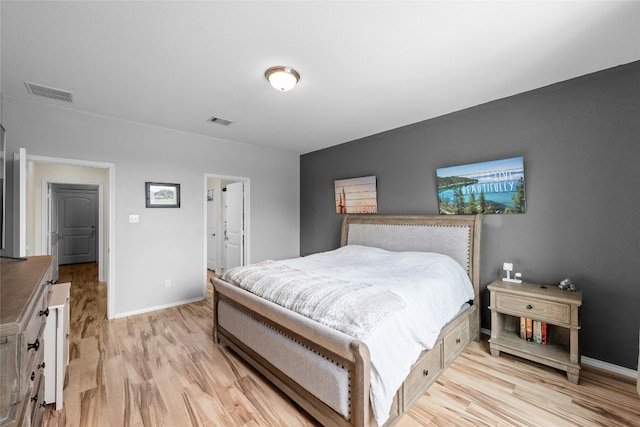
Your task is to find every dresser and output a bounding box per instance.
[488,279,582,384]
[1,256,54,427]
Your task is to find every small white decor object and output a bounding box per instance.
[501,262,522,283]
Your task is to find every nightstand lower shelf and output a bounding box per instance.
[489,333,580,384]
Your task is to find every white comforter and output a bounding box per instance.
[277,244,475,426]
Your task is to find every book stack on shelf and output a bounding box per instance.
[520,317,547,344]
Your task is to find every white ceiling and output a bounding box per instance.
[2,1,639,154]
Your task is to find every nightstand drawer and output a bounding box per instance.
[496,293,569,324]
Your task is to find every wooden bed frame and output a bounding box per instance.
[212,214,481,427]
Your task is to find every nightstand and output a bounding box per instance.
[488,279,582,384]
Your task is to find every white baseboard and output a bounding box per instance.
[114,296,205,319]
[581,356,637,379]
[480,328,637,380]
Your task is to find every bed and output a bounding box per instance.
[212,214,481,427]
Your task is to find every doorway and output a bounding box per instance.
[204,174,249,284]
[22,153,115,318]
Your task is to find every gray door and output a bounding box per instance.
[54,185,99,265]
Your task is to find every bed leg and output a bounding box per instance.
[350,341,371,427]
[212,284,221,344]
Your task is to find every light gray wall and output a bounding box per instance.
[300,61,640,369]
[3,97,300,317]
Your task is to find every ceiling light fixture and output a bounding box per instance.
[265,66,300,91]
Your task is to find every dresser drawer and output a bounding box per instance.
[22,286,49,354]
[403,342,442,407]
[22,367,46,427]
[0,335,20,425]
[31,337,46,388]
[20,290,49,395]
[496,293,570,324]
[443,320,470,366]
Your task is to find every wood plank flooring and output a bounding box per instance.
[44,263,639,426]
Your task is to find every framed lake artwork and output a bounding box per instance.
[437,157,526,214]
[335,175,378,214]
[146,182,181,208]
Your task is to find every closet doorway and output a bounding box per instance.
[204,174,249,279]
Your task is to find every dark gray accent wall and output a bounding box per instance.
[300,61,640,369]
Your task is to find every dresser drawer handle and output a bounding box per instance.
[39,308,50,317]
[27,338,40,351]
[31,394,38,402]
[423,369,429,376]
[44,280,54,287]
[526,304,533,309]
[39,401,47,409]
[456,338,461,344]
[30,371,35,381]
[38,362,46,370]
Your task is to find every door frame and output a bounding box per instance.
[206,187,217,272]
[28,154,116,319]
[202,173,250,295]
[43,182,102,273]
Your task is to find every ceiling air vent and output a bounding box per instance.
[25,81,74,103]
[207,116,233,126]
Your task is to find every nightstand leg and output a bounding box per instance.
[569,327,579,364]
[489,290,502,359]
[567,372,579,385]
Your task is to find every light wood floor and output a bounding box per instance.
[44,263,640,426]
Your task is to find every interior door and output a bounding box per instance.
[55,185,98,265]
[223,181,244,270]
[206,188,217,272]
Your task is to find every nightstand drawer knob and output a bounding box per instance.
[526,304,533,309]
[456,338,461,344]
[423,369,429,376]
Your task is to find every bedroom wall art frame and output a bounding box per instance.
[334,175,377,214]
[437,156,526,215]
[145,182,181,208]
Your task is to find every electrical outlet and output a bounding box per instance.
[165,279,171,288]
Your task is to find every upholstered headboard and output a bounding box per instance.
[340,215,481,295]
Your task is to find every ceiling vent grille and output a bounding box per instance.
[207,116,233,126]
[25,81,74,103]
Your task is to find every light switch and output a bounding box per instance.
[129,214,140,224]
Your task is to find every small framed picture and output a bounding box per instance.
[145,182,180,208]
